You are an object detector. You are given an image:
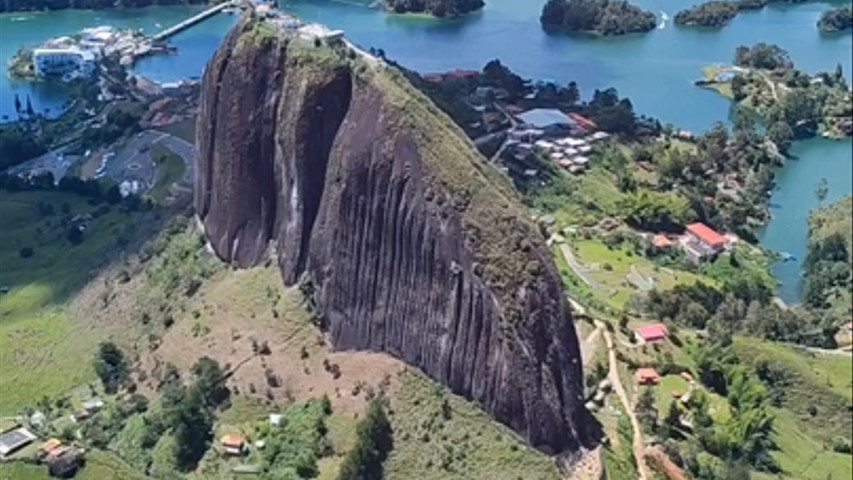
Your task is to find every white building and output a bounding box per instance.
[33,47,97,78]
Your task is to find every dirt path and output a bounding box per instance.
[559,243,598,288]
[600,321,650,480]
[581,322,604,365]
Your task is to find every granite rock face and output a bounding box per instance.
[196,16,592,454]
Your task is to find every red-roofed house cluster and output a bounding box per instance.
[649,222,733,263]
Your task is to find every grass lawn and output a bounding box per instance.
[149,143,186,202]
[770,407,853,480]
[385,369,561,480]
[734,337,852,402]
[0,191,140,414]
[0,451,150,480]
[572,239,713,310]
[655,375,689,413]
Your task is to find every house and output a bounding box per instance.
[635,368,660,385]
[33,47,97,78]
[517,108,575,133]
[0,426,37,457]
[221,434,247,456]
[681,222,726,262]
[41,438,63,455]
[635,323,669,343]
[269,413,283,426]
[652,234,673,249]
[568,112,598,131]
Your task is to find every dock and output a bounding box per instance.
[153,1,235,41]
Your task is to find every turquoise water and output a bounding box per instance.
[759,138,853,301]
[0,6,236,118]
[0,1,850,301]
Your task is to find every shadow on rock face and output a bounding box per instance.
[196,14,596,456]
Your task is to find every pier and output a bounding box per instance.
[153,1,235,41]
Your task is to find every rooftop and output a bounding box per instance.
[221,434,246,447]
[635,323,669,341]
[518,108,574,129]
[685,222,725,247]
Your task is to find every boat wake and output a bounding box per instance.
[658,11,669,30]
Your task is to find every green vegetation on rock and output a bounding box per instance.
[540,0,657,36]
[802,196,852,326]
[817,5,853,34]
[384,0,484,17]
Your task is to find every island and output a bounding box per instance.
[540,0,657,36]
[383,0,484,17]
[696,43,853,139]
[817,5,853,34]
[674,0,816,29]
[673,1,738,28]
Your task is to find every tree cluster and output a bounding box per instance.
[540,0,657,36]
[733,43,792,71]
[337,398,393,480]
[817,6,853,34]
[674,2,739,28]
[383,0,484,17]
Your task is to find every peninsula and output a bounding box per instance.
[696,43,853,139]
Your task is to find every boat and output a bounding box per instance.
[781,252,797,262]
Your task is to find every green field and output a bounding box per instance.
[149,143,187,202]
[0,451,150,480]
[572,238,713,310]
[0,191,140,414]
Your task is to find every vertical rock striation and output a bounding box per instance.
[196,16,593,454]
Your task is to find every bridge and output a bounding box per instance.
[153,1,236,41]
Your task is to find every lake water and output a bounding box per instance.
[0,5,236,118]
[0,0,850,301]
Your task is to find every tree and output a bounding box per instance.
[815,178,829,205]
[636,387,658,434]
[94,341,128,394]
[105,184,122,205]
[337,398,393,480]
[661,400,682,439]
[766,121,793,153]
[191,356,229,408]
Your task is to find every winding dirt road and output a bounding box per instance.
[600,321,650,480]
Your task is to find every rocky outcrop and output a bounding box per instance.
[196,16,592,454]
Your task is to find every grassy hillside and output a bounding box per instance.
[0,190,564,479]
[0,190,143,414]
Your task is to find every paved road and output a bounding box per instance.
[601,321,650,480]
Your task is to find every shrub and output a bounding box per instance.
[832,436,852,454]
[19,247,34,258]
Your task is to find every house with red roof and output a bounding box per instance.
[635,367,660,385]
[635,323,669,343]
[652,234,673,249]
[568,112,597,131]
[680,222,727,262]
